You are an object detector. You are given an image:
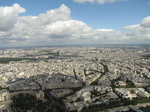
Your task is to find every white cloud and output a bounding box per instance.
[74,0,94,3]
[148,1,150,5]
[124,24,141,31]
[94,29,126,40]
[0,3,26,31]
[0,4,149,47]
[45,20,92,39]
[37,4,71,25]
[141,16,150,27]
[123,16,150,40]
[74,0,126,4]
[96,29,114,31]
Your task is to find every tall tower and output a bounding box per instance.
[82,70,85,82]
[0,89,10,102]
[73,69,78,80]
[36,90,44,100]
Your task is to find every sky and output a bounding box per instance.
[0,0,150,47]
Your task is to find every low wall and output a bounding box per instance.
[10,91,37,98]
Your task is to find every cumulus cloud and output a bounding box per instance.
[123,16,150,40]
[0,3,149,47]
[124,24,141,31]
[141,16,150,27]
[74,0,126,4]
[0,4,72,46]
[37,4,71,25]
[45,20,92,39]
[0,3,26,31]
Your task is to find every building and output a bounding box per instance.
[0,89,10,102]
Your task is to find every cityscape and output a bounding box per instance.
[0,0,150,112]
[0,45,150,112]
